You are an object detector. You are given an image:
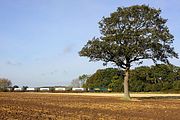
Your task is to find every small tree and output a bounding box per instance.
[79,5,178,99]
[13,85,19,88]
[70,78,81,88]
[79,74,90,87]
[22,86,28,91]
[0,78,12,91]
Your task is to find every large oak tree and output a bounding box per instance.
[79,5,178,99]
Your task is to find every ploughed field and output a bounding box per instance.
[0,92,180,120]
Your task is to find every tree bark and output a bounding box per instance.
[124,68,130,100]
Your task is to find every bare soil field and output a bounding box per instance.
[0,92,180,120]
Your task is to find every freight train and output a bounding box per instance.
[6,87,112,92]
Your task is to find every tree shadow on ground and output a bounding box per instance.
[133,96,180,100]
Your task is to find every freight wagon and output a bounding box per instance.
[54,87,71,91]
[72,88,86,92]
[39,88,50,92]
[14,88,23,92]
[26,88,37,92]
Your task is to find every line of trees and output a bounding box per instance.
[83,64,180,92]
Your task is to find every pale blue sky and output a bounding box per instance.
[0,0,179,87]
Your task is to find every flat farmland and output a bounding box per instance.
[0,92,180,120]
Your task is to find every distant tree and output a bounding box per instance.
[70,78,81,88]
[13,85,19,88]
[79,5,178,99]
[0,78,12,91]
[22,86,28,91]
[79,74,91,87]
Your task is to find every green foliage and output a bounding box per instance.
[84,64,180,92]
[85,68,123,88]
[144,83,162,92]
[108,76,124,92]
[173,81,180,90]
[129,79,145,92]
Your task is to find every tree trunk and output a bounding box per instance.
[124,68,130,100]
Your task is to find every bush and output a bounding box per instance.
[173,80,180,90]
[129,80,145,92]
[162,82,173,91]
[144,83,162,92]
